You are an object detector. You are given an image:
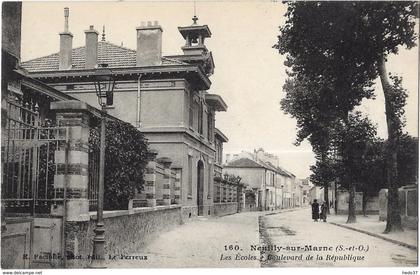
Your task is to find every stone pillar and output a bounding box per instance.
[51,101,93,222]
[158,157,172,206]
[144,149,158,207]
[174,169,181,204]
[221,182,225,202]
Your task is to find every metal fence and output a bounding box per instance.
[88,138,99,211]
[2,95,100,215]
[2,96,70,215]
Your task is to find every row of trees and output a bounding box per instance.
[275,2,418,231]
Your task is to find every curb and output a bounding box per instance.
[330,222,417,251]
[264,207,306,216]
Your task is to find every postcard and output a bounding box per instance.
[1,0,418,271]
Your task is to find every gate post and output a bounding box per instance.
[144,149,158,207]
[173,169,182,204]
[51,101,94,222]
[157,157,172,206]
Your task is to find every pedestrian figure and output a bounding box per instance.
[311,199,319,222]
[320,201,328,222]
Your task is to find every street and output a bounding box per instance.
[106,208,417,268]
[261,208,417,267]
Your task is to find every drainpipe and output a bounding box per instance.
[136,74,142,128]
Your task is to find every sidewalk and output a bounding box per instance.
[328,214,417,250]
[106,211,262,268]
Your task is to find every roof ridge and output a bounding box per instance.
[162,56,189,65]
[226,157,264,167]
[98,40,136,53]
[21,45,86,64]
[22,42,137,65]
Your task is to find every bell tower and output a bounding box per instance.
[178,16,211,56]
[177,16,214,75]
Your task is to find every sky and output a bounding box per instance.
[20,1,419,179]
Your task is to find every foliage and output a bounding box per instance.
[275,2,417,83]
[330,112,379,188]
[309,156,338,188]
[89,119,149,210]
[223,173,242,185]
[396,134,418,185]
[281,77,337,152]
[358,139,387,195]
[276,1,417,228]
[345,133,418,194]
[386,74,409,136]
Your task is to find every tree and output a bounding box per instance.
[89,119,149,210]
[275,1,417,230]
[331,112,378,222]
[281,77,338,214]
[309,154,337,211]
[358,139,387,216]
[277,2,376,222]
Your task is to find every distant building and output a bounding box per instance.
[300,178,312,206]
[223,148,299,210]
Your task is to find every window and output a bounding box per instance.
[218,143,223,164]
[198,101,203,134]
[188,155,192,197]
[215,141,223,165]
[189,92,194,128]
[207,113,213,142]
[207,164,212,198]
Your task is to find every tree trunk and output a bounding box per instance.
[347,177,357,223]
[378,57,403,233]
[362,189,367,217]
[321,151,330,214]
[334,181,338,214]
[324,183,330,214]
[343,113,356,223]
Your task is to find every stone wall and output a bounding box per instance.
[336,190,379,215]
[379,185,418,229]
[214,202,238,217]
[400,185,418,229]
[65,205,181,268]
[180,205,198,223]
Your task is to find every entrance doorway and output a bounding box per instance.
[197,160,204,216]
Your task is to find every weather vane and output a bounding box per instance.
[192,0,198,24]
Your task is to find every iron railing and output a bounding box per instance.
[2,126,69,215]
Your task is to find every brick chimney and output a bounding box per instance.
[84,25,99,69]
[59,7,73,70]
[136,21,162,66]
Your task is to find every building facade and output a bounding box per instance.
[21,10,228,219]
[223,148,298,211]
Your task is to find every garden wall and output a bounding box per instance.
[214,202,237,217]
[65,205,181,268]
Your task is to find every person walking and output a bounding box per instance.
[311,199,320,222]
[320,201,328,222]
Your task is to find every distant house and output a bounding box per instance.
[223,149,298,211]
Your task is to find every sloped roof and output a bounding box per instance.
[225,157,295,178]
[21,41,187,72]
[225,158,266,169]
